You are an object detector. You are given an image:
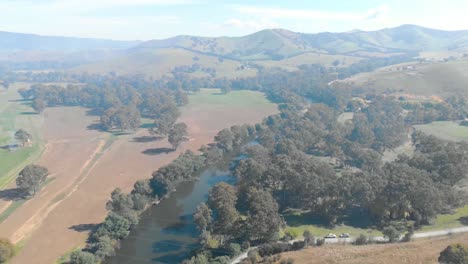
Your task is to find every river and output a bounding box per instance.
[105,167,234,264]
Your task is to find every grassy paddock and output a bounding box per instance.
[0,84,45,189]
[414,121,468,141]
[186,88,275,108]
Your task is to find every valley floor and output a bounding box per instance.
[0,88,277,264]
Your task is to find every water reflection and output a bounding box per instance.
[105,168,234,264]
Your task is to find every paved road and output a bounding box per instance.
[230,226,468,264]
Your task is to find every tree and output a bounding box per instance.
[382,226,400,243]
[303,230,314,246]
[439,244,468,264]
[100,105,141,131]
[14,129,32,146]
[245,188,283,242]
[0,238,15,263]
[168,122,188,150]
[214,128,234,151]
[16,164,49,196]
[194,203,212,232]
[32,98,46,113]
[69,250,96,264]
[208,183,239,235]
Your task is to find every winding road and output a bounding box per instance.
[230,226,468,264]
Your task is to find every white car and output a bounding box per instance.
[324,233,337,238]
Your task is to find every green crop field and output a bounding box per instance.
[0,84,45,189]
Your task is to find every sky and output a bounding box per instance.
[1,0,468,41]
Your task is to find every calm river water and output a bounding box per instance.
[105,167,234,264]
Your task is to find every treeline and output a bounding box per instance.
[404,96,468,124]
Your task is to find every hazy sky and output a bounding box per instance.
[1,0,468,40]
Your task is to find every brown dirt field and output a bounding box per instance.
[4,100,276,264]
[279,233,468,264]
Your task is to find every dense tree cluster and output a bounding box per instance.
[19,78,187,132]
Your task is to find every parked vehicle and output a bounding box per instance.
[339,233,350,238]
[324,233,337,238]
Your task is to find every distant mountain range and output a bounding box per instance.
[2,25,468,60]
[2,25,468,76]
[129,24,468,60]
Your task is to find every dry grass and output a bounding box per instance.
[344,60,468,97]
[279,233,468,264]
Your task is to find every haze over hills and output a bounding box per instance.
[3,24,468,76]
[134,24,468,60]
[0,31,140,53]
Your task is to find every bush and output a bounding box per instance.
[258,242,291,257]
[291,241,305,250]
[69,250,96,264]
[247,249,260,264]
[241,241,250,250]
[0,238,15,263]
[439,243,468,264]
[382,226,400,243]
[316,238,325,246]
[227,243,241,256]
[354,234,368,245]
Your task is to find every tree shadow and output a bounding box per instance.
[458,216,468,226]
[69,223,98,233]
[142,147,174,155]
[283,212,331,228]
[87,122,106,132]
[0,188,26,201]
[140,123,153,129]
[0,144,20,150]
[85,108,102,117]
[132,136,163,143]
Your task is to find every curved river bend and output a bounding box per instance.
[105,168,234,264]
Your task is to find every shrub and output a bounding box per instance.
[382,226,400,243]
[439,243,468,264]
[291,241,305,250]
[0,238,15,263]
[227,243,241,256]
[258,242,291,257]
[241,241,250,250]
[316,238,325,246]
[69,250,96,264]
[354,234,368,245]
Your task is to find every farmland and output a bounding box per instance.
[0,87,277,264]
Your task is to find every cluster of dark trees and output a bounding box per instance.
[173,63,217,77]
[18,79,188,132]
[404,96,468,124]
[0,238,15,263]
